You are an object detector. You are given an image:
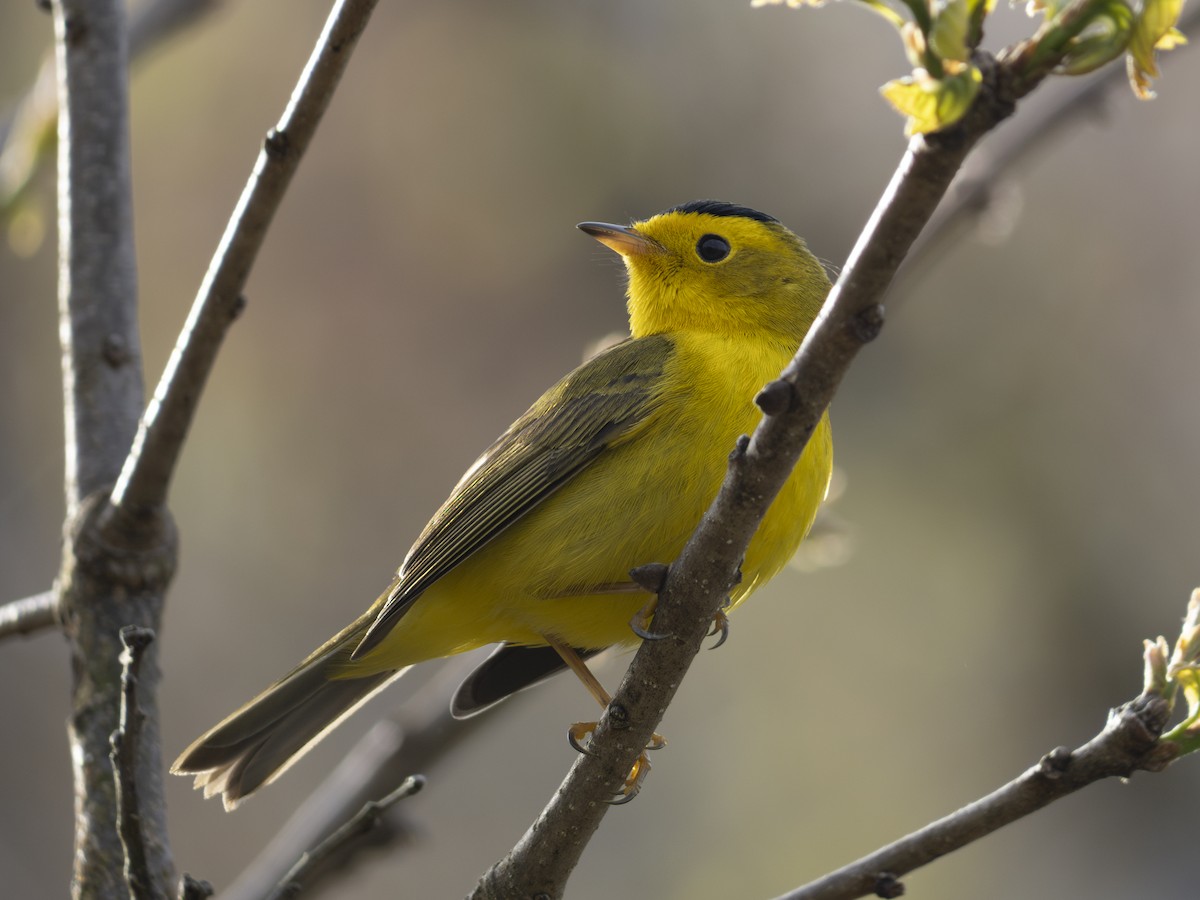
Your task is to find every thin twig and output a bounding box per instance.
[108,0,381,516]
[221,654,489,900]
[264,776,426,900]
[109,626,157,900]
[770,694,1176,900]
[0,589,59,642]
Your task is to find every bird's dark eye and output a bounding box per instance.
[696,234,731,263]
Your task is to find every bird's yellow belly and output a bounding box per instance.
[369,336,832,665]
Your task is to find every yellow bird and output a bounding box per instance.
[172,200,834,809]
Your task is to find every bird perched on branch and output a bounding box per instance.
[173,200,834,809]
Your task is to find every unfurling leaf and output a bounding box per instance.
[1126,0,1188,98]
[880,65,982,135]
[1058,0,1135,74]
[1161,590,1200,745]
[929,0,974,62]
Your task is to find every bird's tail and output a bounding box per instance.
[171,616,406,810]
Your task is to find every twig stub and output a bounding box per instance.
[849,304,885,344]
[264,127,291,160]
[756,378,794,416]
[177,874,214,900]
[110,624,157,900]
[629,562,670,595]
[873,872,904,898]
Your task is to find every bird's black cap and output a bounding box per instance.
[662,199,779,225]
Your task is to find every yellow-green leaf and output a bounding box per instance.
[750,0,827,7]
[929,0,973,62]
[1127,0,1188,98]
[880,65,982,135]
[1058,0,1135,74]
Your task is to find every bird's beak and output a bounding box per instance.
[578,221,663,257]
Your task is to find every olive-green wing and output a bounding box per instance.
[352,333,677,658]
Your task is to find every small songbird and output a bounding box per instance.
[172,200,834,809]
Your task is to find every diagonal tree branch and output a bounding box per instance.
[469,61,1009,900]
[771,693,1175,900]
[470,20,1136,890]
[262,775,425,900]
[220,655,488,900]
[109,0,381,517]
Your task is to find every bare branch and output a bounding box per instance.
[109,0,381,515]
[221,656,490,900]
[0,589,59,642]
[263,776,425,900]
[470,35,1124,895]
[770,695,1175,900]
[110,626,158,900]
[49,0,180,895]
[53,0,144,516]
[469,61,1010,900]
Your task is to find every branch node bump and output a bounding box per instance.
[264,127,291,160]
[850,303,886,344]
[729,433,751,463]
[63,12,88,47]
[607,702,631,731]
[755,378,793,416]
[177,874,214,900]
[103,333,133,368]
[1036,746,1072,779]
[232,293,248,319]
[629,562,669,594]
[874,871,905,898]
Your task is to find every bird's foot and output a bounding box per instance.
[568,721,667,802]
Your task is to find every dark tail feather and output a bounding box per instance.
[451,643,601,718]
[172,625,406,810]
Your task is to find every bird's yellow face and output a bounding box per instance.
[581,200,830,346]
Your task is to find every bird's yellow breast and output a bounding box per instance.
[369,331,832,663]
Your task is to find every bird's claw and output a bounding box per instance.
[630,597,670,641]
[707,599,732,649]
[568,722,666,802]
[607,750,653,804]
[569,721,599,757]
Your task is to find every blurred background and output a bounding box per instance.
[2,0,1198,897]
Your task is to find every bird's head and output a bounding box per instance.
[579,200,830,346]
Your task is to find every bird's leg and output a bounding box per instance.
[547,635,665,801]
